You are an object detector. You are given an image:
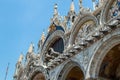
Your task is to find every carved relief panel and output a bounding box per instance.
[75,21,96,44]
[109,0,120,19]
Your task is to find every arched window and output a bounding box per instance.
[50,38,64,53]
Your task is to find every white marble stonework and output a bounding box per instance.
[14,0,120,80]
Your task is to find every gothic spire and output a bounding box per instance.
[41,32,45,43]
[54,3,58,16]
[79,0,82,10]
[51,3,61,25]
[99,0,104,4]
[28,42,34,53]
[92,0,96,10]
[18,53,24,63]
[70,0,75,12]
[99,0,104,7]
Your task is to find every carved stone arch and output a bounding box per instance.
[57,60,85,80]
[89,31,120,79]
[28,66,48,80]
[42,30,65,53]
[41,30,65,63]
[69,14,98,46]
[101,0,118,23]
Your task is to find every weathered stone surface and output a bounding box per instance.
[13,0,120,80]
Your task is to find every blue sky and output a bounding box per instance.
[0,0,93,80]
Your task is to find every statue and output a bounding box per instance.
[109,0,120,18]
[48,24,56,33]
[48,48,60,57]
[110,6,118,17]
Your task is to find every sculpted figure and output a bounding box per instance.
[117,0,120,11]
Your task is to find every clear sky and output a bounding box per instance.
[0,0,94,80]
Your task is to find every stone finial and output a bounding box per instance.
[18,53,24,63]
[99,0,104,7]
[79,0,82,9]
[66,0,77,28]
[79,0,82,3]
[99,0,104,3]
[92,0,96,10]
[54,3,58,16]
[38,32,45,50]
[28,42,34,53]
[41,32,45,43]
[70,0,75,12]
[51,3,61,25]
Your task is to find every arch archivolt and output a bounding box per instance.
[28,66,48,80]
[40,30,65,63]
[87,28,120,79]
[55,60,85,80]
[42,30,65,53]
[69,14,98,46]
[101,0,120,23]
